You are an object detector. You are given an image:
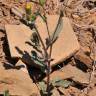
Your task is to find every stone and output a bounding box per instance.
[11,6,25,18]
[15,59,28,74]
[0,8,3,17]
[88,88,96,96]
[0,63,40,96]
[5,24,32,58]
[52,88,60,96]
[44,64,89,85]
[5,15,80,68]
[58,87,71,96]
[35,15,80,67]
[74,50,92,69]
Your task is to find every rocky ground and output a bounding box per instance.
[0,0,96,96]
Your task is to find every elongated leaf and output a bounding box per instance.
[46,14,63,48]
[51,17,63,43]
[51,78,72,88]
[25,41,42,53]
[31,31,40,47]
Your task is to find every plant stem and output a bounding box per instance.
[46,60,51,96]
[42,14,51,96]
[49,12,62,57]
[46,13,63,96]
[34,25,48,58]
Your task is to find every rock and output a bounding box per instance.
[15,59,28,74]
[67,86,81,96]
[35,15,80,67]
[74,50,92,69]
[44,64,89,85]
[11,6,25,18]
[5,24,32,58]
[0,8,3,17]
[0,63,40,96]
[0,24,5,31]
[5,15,80,68]
[58,87,71,96]
[58,86,86,96]
[2,7,10,16]
[88,87,96,96]
[52,88,60,96]
[90,43,96,61]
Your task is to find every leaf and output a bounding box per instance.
[46,13,63,48]
[51,17,63,43]
[31,51,47,72]
[25,41,42,53]
[38,12,47,22]
[51,79,72,88]
[51,77,61,84]
[30,15,36,22]
[32,58,45,67]
[4,90,9,96]
[39,0,46,6]
[31,32,40,47]
[38,81,47,94]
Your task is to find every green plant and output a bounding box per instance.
[4,90,9,96]
[38,78,72,95]
[24,0,63,95]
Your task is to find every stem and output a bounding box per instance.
[34,25,48,58]
[46,13,63,96]
[46,60,51,96]
[49,12,62,57]
[43,15,51,96]
[45,19,51,40]
[38,13,51,40]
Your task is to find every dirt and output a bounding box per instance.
[0,0,96,96]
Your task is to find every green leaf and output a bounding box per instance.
[38,81,47,94]
[4,90,9,96]
[46,14,63,48]
[30,15,36,22]
[39,0,46,6]
[51,77,61,84]
[31,51,47,72]
[51,79,72,88]
[51,17,63,43]
[31,32,40,47]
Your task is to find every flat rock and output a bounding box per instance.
[5,24,32,58]
[74,50,92,69]
[35,15,80,67]
[15,59,28,74]
[0,63,40,96]
[88,88,96,96]
[5,15,80,67]
[44,64,89,84]
[58,87,71,96]
[52,88,60,96]
[58,86,83,96]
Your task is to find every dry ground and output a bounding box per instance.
[0,0,96,96]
